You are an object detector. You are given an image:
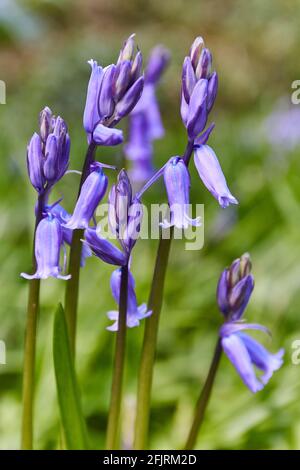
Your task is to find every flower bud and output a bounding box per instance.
[186,78,208,139]
[63,165,108,230]
[98,64,116,120]
[114,76,144,121]
[43,133,58,181]
[130,50,143,84]
[190,36,205,70]
[113,60,132,101]
[118,34,136,63]
[195,48,212,80]
[182,56,196,104]
[39,106,52,142]
[83,60,103,134]
[27,133,45,193]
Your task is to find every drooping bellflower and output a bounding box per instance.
[64,163,108,230]
[194,145,238,208]
[107,268,152,331]
[83,169,148,329]
[217,254,284,393]
[83,34,144,145]
[125,46,170,183]
[21,213,70,280]
[180,37,237,209]
[162,157,201,229]
[27,107,70,194]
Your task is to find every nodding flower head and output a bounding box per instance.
[217,253,253,320]
[162,157,201,229]
[181,37,218,140]
[27,107,70,193]
[107,268,152,331]
[63,164,108,230]
[21,213,70,280]
[216,254,284,393]
[193,144,238,208]
[83,34,144,143]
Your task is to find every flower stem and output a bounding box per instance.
[106,264,129,450]
[133,139,194,450]
[64,142,96,356]
[184,339,222,450]
[134,230,173,450]
[21,193,45,450]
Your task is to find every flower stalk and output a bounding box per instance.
[106,264,129,450]
[134,230,172,449]
[184,339,222,450]
[64,142,96,356]
[21,192,46,449]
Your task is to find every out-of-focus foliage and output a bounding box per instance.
[1,0,300,450]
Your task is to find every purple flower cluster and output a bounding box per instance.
[125,46,170,184]
[22,108,72,280]
[83,169,148,330]
[157,37,237,230]
[27,107,70,194]
[217,254,284,393]
[83,34,144,146]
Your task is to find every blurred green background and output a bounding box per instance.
[1,0,300,450]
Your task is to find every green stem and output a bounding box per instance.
[106,264,129,450]
[184,339,222,450]
[133,139,195,450]
[64,143,96,356]
[134,231,173,450]
[21,193,45,449]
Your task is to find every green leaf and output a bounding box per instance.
[53,303,89,450]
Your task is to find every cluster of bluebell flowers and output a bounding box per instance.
[136,37,238,231]
[21,107,72,280]
[83,34,144,146]
[83,169,151,330]
[217,253,284,393]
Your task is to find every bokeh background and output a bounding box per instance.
[1,0,300,450]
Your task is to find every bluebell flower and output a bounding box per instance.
[194,145,238,208]
[21,214,70,280]
[83,34,144,144]
[162,157,201,229]
[217,254,284,393]
[27,108,70,193]
[180,38,218,141]
[63,164,108,230]
[107,268,152,331]
[84,228,127,266]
